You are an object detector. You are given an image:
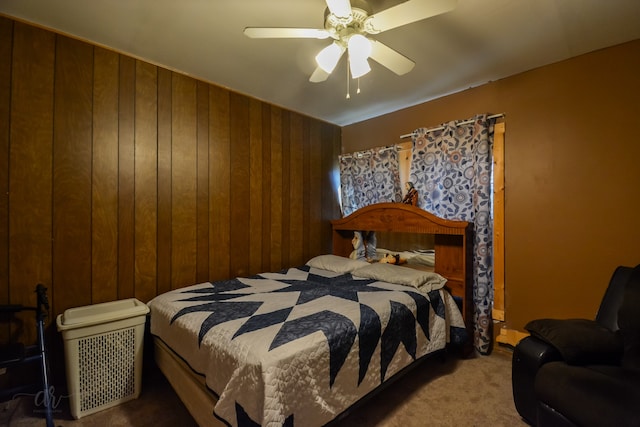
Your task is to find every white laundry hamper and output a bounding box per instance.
[56,298,149,419]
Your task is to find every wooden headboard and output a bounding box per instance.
[331,203,474,325]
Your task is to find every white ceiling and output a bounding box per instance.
[1,0,639,126]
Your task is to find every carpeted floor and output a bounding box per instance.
[337,347,528,427]
[1,346,528,427]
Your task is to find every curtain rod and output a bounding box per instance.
[340,145,398,160]
[399,113,505,139]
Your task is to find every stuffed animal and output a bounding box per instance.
[364,231,377,261]
[350,230,378,262]
[350,231,367,261]
[379,253,407,265]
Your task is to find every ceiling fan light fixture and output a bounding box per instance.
[349,56,371,78]
[326,0,352,18]
[347,34,372,59]
[316,42,345,73]
[347,34,372,78]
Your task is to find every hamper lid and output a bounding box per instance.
[56,298,149,331]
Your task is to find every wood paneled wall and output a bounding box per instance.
[0,18,341,342]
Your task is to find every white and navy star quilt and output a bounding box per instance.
[149,264,466,427]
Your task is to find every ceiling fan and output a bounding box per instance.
[244,0,457,83]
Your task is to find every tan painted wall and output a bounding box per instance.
[342,39,640,332]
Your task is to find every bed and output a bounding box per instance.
[149,203,473,427]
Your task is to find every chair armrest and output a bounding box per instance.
[525,318,623,365]
[512,336,563,425]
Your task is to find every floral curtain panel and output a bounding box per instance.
[339,147,402,216]
[409,114,495,354]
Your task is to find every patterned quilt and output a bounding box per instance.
[149,263,467,427]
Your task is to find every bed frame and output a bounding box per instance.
[154,338,223,427]
[331,202,474,326]
[153,202,474,426]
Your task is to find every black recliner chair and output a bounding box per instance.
[512,264,640,427]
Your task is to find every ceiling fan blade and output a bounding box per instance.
[309,67,330,83]
[369,39,415,75]
[244,27,331,39]
[325,0,352,18]
[365,0,456,34]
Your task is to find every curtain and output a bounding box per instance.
[339,147,402,216]
[409,114,495,354]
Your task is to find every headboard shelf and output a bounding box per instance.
[331,203,474,330]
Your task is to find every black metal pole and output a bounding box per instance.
[36,284,54,427]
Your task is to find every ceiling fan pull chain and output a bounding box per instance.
[346,65,351,99]
[357,78,361,94]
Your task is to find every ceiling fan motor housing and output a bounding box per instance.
[325,7,371,42]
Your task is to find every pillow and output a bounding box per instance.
[306,254,369,274]
[351,263,447,292]
[525,318,623,365]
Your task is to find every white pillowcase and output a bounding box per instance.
[306,254,370,274]
[352,263,447,292]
